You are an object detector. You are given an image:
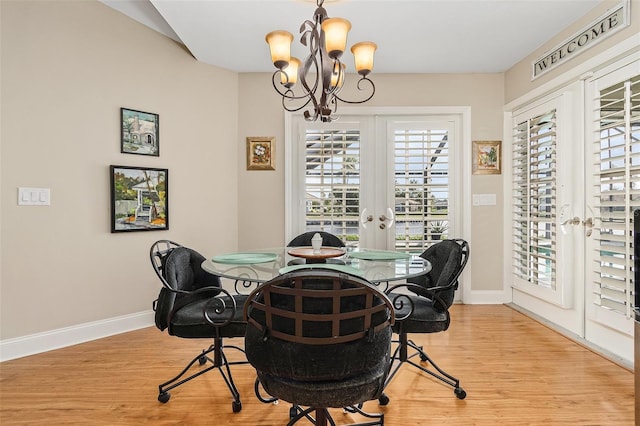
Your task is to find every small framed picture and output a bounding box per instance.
[246,137,275,170]
[121,108,159,156]
[472,140,501,175]
[110,165,168,233]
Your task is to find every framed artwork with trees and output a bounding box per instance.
[110,165,168,232]
[472,140,501,175]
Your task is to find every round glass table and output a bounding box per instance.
[201,247,431,285]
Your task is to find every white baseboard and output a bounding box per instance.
[0,289,511,362]
[506,303,633,370]
[0,310,155,362]
[462,289,511,305]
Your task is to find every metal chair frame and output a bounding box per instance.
[150,240,248,412]
[245,269,395,426]
[380,239,469,404]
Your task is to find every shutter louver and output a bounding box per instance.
[393,128,450,251]
[512,109,557,290]
[591,75,640,319]
[304,129,361,243]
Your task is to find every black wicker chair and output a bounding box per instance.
[150,240,248,412]
[287,231,346,266]
[380,239,469,404]
[287,231,345,248]
[244,268,395,425]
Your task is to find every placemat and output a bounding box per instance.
[212,252,278,264]
[348,250,412,261]
[278,263,363,276]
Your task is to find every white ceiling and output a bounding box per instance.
[100,0,601,74]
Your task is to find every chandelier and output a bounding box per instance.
[265,0,377,122]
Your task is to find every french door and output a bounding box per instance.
[287,112,463,253]
[584,60,640,359]
[510,56,639,363]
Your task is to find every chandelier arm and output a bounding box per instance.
[270,71,318,102]
[334,77,376,104]
[280,95,314,113]
[299,20,316,47]
[299,38,321,98]
[297,22,325,122]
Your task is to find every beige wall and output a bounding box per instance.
[238,73,505,292]
[505,0,640,103]
[0,1,239,340]
[9,0,609,344]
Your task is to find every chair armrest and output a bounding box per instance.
[166,285,231,329]
[203,287,239,328]
[385,282,450,320]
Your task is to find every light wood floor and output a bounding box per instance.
[0,305,634,425]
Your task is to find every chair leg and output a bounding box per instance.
[253,376,300,420]
[379,332,466,404]
[158,337,249,411]
[284,405,384,426]
[344,404,385,425]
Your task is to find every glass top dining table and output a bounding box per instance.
[201,246,431,285]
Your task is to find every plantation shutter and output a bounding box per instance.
[590,75,640,318]
[393,128,450,252]
[303,128,361,243]
[512,109,557,290]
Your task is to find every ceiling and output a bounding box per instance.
[100,0,601,74]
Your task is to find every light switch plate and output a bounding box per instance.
[472,193,496,206]
[18,187,50,206]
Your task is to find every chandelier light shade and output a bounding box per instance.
[351,41,377,76]
[321,18,351,59]
[280,57,300,88]
[265,30,294,70]
[265,0,377,122]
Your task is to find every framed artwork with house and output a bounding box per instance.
[110,165,168,233]
[121,108,159,156]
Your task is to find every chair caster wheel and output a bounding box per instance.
[158,392,171,403]
[454,387,467,399]
[232,400,242,413]
[289,406,298,419]
[198,355,207,365]
[378,393,390,406]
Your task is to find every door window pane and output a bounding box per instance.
[304,129,361,244]
[591,75,640,317]
[512,109,557,290]
[393,129,450,251]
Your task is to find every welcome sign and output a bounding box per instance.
[532,1,629,79]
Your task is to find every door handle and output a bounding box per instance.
[360,208,373,229]
[378,208,395,229]
[583,217,593,237]
[561,216,581,225]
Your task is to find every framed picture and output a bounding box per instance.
[110,165,168,233]
[472,140,501,175]
[246,137,275,170]
[121,108,159,156]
